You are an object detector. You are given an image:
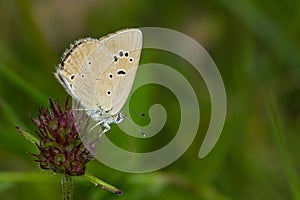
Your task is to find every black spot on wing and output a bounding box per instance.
[117,70,126,75]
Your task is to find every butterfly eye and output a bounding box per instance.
[114,113,124,123]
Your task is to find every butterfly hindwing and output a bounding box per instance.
[94,29,143,114]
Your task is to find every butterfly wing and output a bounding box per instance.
[55,29,142,118]
[55,38,104,109]
[93,29,143,115]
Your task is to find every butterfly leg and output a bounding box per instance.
[89,121,110,133]
[96,122,111,139]
[102,122,111,134]
[89,121,103,132]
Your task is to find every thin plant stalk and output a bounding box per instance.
[62,174,73,200]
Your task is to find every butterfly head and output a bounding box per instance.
[113,112,125,124]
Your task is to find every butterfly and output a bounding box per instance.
[55,29,143,133]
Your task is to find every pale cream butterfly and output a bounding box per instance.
[55,29,143,134]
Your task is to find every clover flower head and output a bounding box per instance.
[32,98,94,176]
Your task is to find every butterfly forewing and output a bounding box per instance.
[56,38,101,108]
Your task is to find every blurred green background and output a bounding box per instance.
[1,0,300,199]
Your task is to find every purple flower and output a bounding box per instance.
[31,98,94,176]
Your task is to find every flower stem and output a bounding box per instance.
[62,174,73,200]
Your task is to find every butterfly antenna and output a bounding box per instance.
[123,112,146,137]
[132,111,146,117]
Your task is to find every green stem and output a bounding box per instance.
[62,174,73,200]
[266,90,300,199]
